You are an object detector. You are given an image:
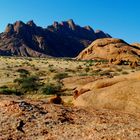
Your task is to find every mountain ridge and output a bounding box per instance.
[0,19,111,57]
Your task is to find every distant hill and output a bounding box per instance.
[0,19,111,57]
[77,38,140,66]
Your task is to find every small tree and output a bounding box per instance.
[14,75,42,93]
[0,85,21,96]
[41,83,62,95]
[16,68,30,78]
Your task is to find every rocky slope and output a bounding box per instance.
[0,20,110,57]
[74,71,140,115]
[131,43,140,48]
[77,38,140,66]
[0,95,140,140]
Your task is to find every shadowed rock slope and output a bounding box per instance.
[77,38,140,66]
[0,20,110,57]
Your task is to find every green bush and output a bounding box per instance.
[116,68,122,72]
[78,73,88,76]
[122,71,129,75]
[53,73,69,80]
[0,86,21,96]
[48,68,56,72]
[0,85,8,89]
[16,68,30,77]
[41,83,61,95]
[14,75,42,93]
[85,67,90,72]
[85,60,95,66]
[76,65,82,70]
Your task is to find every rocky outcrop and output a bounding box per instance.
[131,43,140,48]
[77,38,140,66]
[5,24,14,34]
[0,20,111,57]
[95,30,111,38]
[74,72,140,115]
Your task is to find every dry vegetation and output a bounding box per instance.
[0,56,140,139]
[0,56,139,102]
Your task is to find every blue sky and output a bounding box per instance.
[0,0,140,43]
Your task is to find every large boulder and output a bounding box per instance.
[74,72,140,114]
[77,38,140,66]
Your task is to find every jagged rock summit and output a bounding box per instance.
[0,19,111,57]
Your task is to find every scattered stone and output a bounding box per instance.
[0,96,140,139]
[19,101,33,111]
[16,120,25,133]
[49,95,63,104]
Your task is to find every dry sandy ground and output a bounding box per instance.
[0,57,140,139]
[0,56,138,88]
[0,95,140,140]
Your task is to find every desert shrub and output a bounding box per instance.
[85,60,94,66]
[38,71,46,76]
[78,73,88,76]
[0,86,21,96]
[98,59,108,63]
[43,61,48,64]
[93,69,102,73]
[116,68,122,72]
[22,61,31,66]
[14,75,42,93]
[53,73,69,80]
[85,67,90,72]
[65,68,75,73]
[27,58,33,61]
[41,83,61,95]
[16,68,30,77]
[48,64,54,67]
[90,69,102,76]
[0,85,8,89]
[113,72,120,76]
[76,65,82,70]
[48,67,56,72]
[99,70,111,76]
[122,71,129,75]
[48,64,56,72]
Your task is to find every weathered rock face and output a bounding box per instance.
[131,43,140,56]
[77,38,140,66]
[74,72,140,115]
[5,24,14,34]
[0,20,110,57]
[131,43,140,48]
[95,30,111,38]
